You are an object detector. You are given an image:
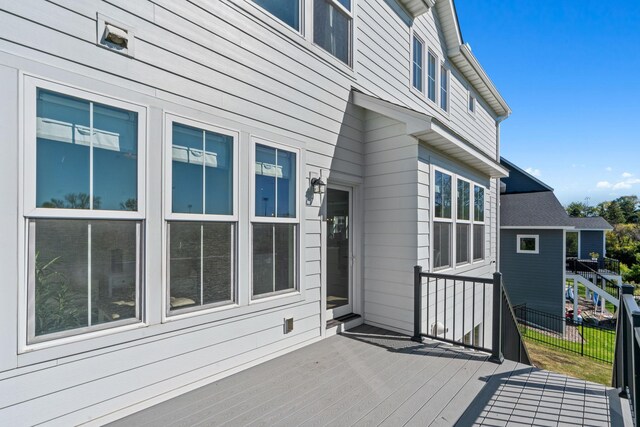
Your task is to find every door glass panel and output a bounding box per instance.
[327,188,349,311]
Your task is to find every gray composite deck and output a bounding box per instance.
[110,325,623,426]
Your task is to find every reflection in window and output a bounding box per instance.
[440,65,448,111]
[36,89,138,211]
[168,222,234,312]
[474,186,484,222]
[428,52,436,102]
[412,36,423,92]
[434,170,452,218]
[171,123,233,215]
[253,223,296,296]
[473,224,485,261]
[456,223,470,265]
[457,180,470,220]
[30,219,140,340]
[255,144,296,218]
[314,0,351,65]
[252,0,300,30]
[433,222,451,269]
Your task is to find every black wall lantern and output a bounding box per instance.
[310,177,326,194]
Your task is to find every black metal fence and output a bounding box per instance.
[513,305,616,364]
[566,256,621,276]
[613,284,640,425]
[412,267,530,365]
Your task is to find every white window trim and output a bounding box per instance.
[163,113,240,318]
[431,165,487,272]
[439,62,449,113]
[517,234,539,254]
[249,136,301,301]
[410,32,425,95]
[20,75,148,349]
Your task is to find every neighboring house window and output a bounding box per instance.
[25,81,146,343]
[440,65,448,111]
[473,185,485,261]
[456,179,471,265]
[252,0,301,31]
[433,170,452,269]
[427,52,437,102]
[314,0,352,65]
[165,117,237,315]
[517,235,539,254]
[252,140,299,297]
[412,35,424,92]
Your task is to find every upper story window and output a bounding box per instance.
[252,140,299,298]
[468,94,476,114]
[427,51,437,102]
[252,0,301,31]
[25,78,146,343]
[314,0,352,65]
[165,116,238,315]
[412,35,424,92]
[440,65,448,111]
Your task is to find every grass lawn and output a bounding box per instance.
[524,338,613,386]
[520,324,616,363]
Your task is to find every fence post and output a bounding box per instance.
[412,265,423,343]
[490,272,504,363]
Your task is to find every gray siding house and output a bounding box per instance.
[499,158,616,327]
[0,0,510,423]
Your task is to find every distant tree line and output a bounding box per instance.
[566,195,640,283]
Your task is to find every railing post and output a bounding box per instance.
[615,284,634,395]
[412,265,423,343]
[490,272,504,363]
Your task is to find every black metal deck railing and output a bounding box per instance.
[411,266,530,365]
[613,284,640,425]
[567,256,621,276]
[569,258,621,301]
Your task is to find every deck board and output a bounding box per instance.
[109,325,618,426]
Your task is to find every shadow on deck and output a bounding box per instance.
[109,325,623,426]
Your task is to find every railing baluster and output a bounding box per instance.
[483,283,486,349]
[453,280,456,343]
[444,278,447,341]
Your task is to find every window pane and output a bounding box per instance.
[566,232,579,258]
[433,222,451,269]
[93,103,138,211]
[276,149,296,218]
[314,0,350,65]
[474,186,485,221]
[36,90,90,209]
[473,224,485,260]
[520,238,537,251]
[169,222,201,308]
[457,180,470,220]
[168,222,234,312]
[172,124,204,214]
[253,223,275,296]
[412,37,423,92]
[252,0,300,30]
[32,219,139,339]
[434,170,452,218]
[253,223,296,296]
[440,66,448,110]
[469,96,475,112]
[275,224,296,292]
[202,223,233,304]
[205,131,233,215]
[428,53,436,102]
[255,144,276,217]
[456,223,470,264]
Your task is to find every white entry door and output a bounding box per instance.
[326,185,353,319]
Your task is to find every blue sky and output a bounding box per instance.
[455,0,640,206]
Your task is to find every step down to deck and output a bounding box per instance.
[326,313,362,336]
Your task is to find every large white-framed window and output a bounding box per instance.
[517,235,539,254]
[433,169,452,270]
[252,0,302,32]
[456,178,471,266]
[251,137,300,299]
[23,76,146,344]
[164,115,239,316]
[427,50,437,102]
[313,0,353,65]
[440,64,449,112]
[473,185,485,261]
[411,34,424,93]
